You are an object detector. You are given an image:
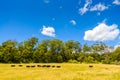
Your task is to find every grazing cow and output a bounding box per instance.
[89,65,93,68]
[52,65,55,68]
[37,65,41,67]
[56,66,61,68]
[31,65,35,68]
[18,65,23,67]
[26,65,30,68]
[46,65,51,68]
[11,65,15,67]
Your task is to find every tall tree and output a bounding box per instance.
[64,40,81,61]
[22,37,38,63]
[33,40,49,63]
[2,40,17,63]
[48,39,64,62]
[111,47,120,62]
[91,42,107,53]
[83,44,91,53]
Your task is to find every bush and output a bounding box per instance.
[114,60,120,65]
[101,60,110,64]
[85,56,95,63]
[68,59,78,63]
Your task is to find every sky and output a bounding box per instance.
[0,0,120,47]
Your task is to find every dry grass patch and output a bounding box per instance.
[0,63,120,80]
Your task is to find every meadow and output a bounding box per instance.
[0,63,120,80]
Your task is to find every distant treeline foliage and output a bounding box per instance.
[0,37,120,64]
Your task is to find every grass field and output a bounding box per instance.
[0,63,120,80]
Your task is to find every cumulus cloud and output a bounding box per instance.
[90,3,108,11]
[84,23,120,41]
[41,25,55,37]
[70,20,77,25]
[113,0,120,5]
[79,0,92,15]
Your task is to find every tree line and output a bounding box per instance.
[0,37,120,64]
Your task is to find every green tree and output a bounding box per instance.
[111,47,120,62]
[77,52,86,63]
[91,42,107,53]
[85,56,94,63]
[48,39,64,62]
[33,40,49,63]
[0,46,3,62]
[64,40,81,61]
[89,53,101,62]
[21,37,38,63]
[83,44,90,53]
[2,40,17,63]
[101,52,112,64]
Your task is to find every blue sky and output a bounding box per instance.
[0,0,120,47]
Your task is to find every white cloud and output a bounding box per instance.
[79,0,92,15]
[70,20,76,25]
[113,0,120,5]
[41,25,55,37]
[43,0,50,3]
[84,23,120,41]
[90,3,108,11]
[79,0,109,15]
